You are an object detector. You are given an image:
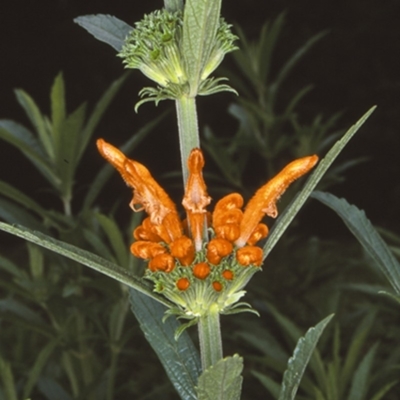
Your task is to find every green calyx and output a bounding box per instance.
[145,249,260,339]
[118,9,238,107]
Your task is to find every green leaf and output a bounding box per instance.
[312,191,400,295]
[129,288,201,400]
[197,354,243,400]
[14,89,54,158]
[50,72,66,136]
[0,198,46,232]
[252,370,281,399]
[56,102,87,198]
[0,180,48,219]
[37,377,72,400]
[263,106,376,259]
[347,343,378,400]
[0,298,46,326]
[164,0,184,12]
[0,354,18,400]
[83,111,167,210]
[182,0,222,95]
[0,222,172,308]
[95,213,129,268]
[370,381,399,400]
[74,15,133,52]
[78,73,128,163]
[0,120,60,187]
[278,314,334,400]
[23,339,59,399]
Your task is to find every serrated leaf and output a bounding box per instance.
[197,354,243,400]
[278,314,334,400]
[182,0,222,95]
[129,288,201,400]
[0,222,171,308]
[74,15,133,52]
[312,191,400,295]
[263,106,376,259]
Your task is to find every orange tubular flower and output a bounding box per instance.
[182,148,211,251]
[97,139,318,319]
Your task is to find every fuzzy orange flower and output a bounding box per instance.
[97,139,318,296]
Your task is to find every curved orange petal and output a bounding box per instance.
[182,148,211,251]
[170,236,195,266]
[235,155,318,247]
[236,246,263,266]
[97,139,183,243]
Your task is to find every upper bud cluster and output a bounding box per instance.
[118,9,238,102]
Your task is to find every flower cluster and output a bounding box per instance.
[97,139,318,319]
[117,9,238,105]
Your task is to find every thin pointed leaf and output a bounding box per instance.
[14,89,54,158]
[312,191,400,295]
[278,314,334,400]
[252,370,281,398]
[197,354,243,400]
[370,381,399,400]
[182,0,222,95]
[37,377,72,400]
[348,343,379,400]
[83,112,167,210]
[270,30,328,101]
[78,73,129,162]
[263,106,376,259]
[0,120,60,187]
[0,180,48,219]
[0,222,172,308]
[50,72,66,136]
[74,15,133,52]
[96,213,129,268]
[23,339,59,399]
[0,354,18,400]
[129,288,201,400]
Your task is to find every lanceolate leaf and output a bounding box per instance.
[278,314,334,400]
[263,106,376,259]
[197,355,243,400]
[312,191,400,295]
[182,0,222,95]
[129,288,201,400]
[0,222,172,308]
[74,15,133,52]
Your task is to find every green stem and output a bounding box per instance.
[197,304,223,370]
[175,95,200,185]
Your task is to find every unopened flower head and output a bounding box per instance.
[118,9,238,101]
[97,139,318,324]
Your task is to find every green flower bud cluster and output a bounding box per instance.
[118,8,238,106]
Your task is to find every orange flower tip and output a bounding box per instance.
[176,277,190,291]
[212,281,223,292]
[236,246,263,267]
[170,236,195,266]
[192,262,211,280]
[96,139,125,166]
[148,254,175,273]
[188,148,205,173]
[222,270,234,280]
[206,238,233,265]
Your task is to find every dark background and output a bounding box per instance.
[1,0,399,233]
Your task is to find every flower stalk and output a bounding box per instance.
[175,96,200,185]
[198,303,223,370]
